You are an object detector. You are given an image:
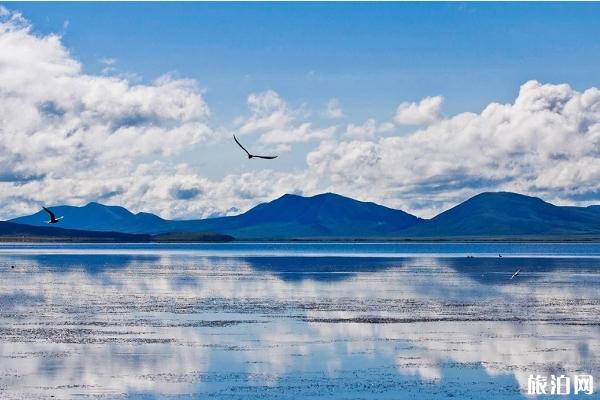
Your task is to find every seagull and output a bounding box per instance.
[510,269,521,280]
[42,206,63,224]
[233,135,277,160]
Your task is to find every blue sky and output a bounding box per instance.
[14,2,600,121]
[2,3,600,219]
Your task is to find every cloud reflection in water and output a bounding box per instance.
[0,246,599,398]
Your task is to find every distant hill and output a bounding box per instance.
[10,202,170,234]
[401,192,600,237]
[182,193,422,238]
[0,221,150,242]
[10,193,422,238]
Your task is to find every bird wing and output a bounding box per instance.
[42,206,56,220]
[233,135,251,156]
[253,155,278,159]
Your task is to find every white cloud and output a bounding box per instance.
[324,98,343,119]
[0,5,13,18]
[238,90,336,148]
[345,119,394,139]
[394,95,443,125]
[0,8,213,218]
[1,162,319,220]
[100,57,117,66]
[308,81,600,217]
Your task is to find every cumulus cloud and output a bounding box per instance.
[0,11,210,177]
[0,157,319,220]
[0,11,316,219]
[0,8,214,218]
[394,95,443,125]
[308,81,600,217]
[324,98,343,119]
[238,90,336,149]
[345,119,394,139]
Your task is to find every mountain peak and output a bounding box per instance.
[476,191,542,199]
[404,190,600,237]
[229,191,420,238]
[274,192,365,203]
[313,192,342,198]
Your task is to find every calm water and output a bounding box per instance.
[1,242,599,399]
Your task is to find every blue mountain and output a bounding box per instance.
[10,193,422,238]
[10,202,170,234]
[10,191,600,239]
[402,192,600,236]
[179,193,422,238]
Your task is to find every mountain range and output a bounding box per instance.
[8,191,600,239]
[10,193,420,238]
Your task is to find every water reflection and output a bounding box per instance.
[0,245,599,398]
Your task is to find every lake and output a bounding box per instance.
[1,242,599,399]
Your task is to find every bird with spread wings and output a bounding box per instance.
[233,135,278,160]
[42,206,63,224]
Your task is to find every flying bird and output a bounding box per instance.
[42,206,63,224]
[510,269,521,280]
[233,135,277,160]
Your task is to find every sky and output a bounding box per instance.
[2,2,600,220]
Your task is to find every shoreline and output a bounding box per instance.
[4,235,600,244]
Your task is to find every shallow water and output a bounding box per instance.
[1,242,599,399]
